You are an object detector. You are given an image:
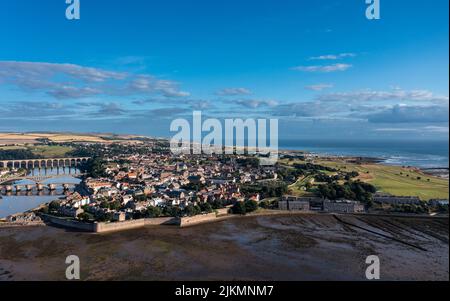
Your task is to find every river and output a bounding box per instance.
[0,167,82,218]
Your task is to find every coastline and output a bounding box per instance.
[279,148,449,179]
[276,138,449,169]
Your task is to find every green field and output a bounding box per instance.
[288,175,315,196]
[280,159,449,201]
[28,145,74,158]
[318,160,449,201]
[0,146,27,151]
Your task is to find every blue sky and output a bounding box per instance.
[0,0,448,140]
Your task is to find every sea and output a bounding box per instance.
[279,139,449,168]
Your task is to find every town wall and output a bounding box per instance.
[216,208,230,216]
[179,212,233,227]
[94,219,146,233]
[144,217,178,226]
[42,214,179,233]
[42,214,96,232]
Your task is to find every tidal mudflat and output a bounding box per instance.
[0,214,448,281]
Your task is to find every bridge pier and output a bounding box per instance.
[48,184,56,191]
[36,184,44,191]
[26,184,34,191]
[15,185,22,192]
[5,185,12,192]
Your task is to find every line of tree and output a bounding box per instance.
[314,171,360,183]
[316,180,376,204]
[0,149,43,160]
[231,200,259,215]
[240,181,288,198]
[79,157,107,178]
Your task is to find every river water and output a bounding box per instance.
[0,167,81,218]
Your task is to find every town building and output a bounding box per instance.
[323,200,365,213]
[373,193,421,205]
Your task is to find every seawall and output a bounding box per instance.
[41,214,178,233]
[179,208,232,228]
[40,208,233,232]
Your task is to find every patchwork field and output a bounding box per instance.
[0,133,150,146]
[0,133,108,144]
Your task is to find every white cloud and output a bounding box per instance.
[316,88,449,103]
[374,126,449,133]
[267,87,449,125]
[423,126,449,133]
[292,63,352,73]
[234,99,278,109]
[305,84,334,91]
[0,61,189,99]
[309,53,356,60]
[366,104,449,124]
[216,88,252,96]
[373,128,420,132]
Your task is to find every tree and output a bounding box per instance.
[78,212,94,222]
[244,200,258,213]
[231,202,246,215]
[0,149,42,160]
[200,202,213,213]
[316,181,376,204]
[211,199,225,209]
[40,206,49,214]
[259,200,278,209]
[109,200,121,211]
[49,201,61,211]
[134,194,147,202]
[184,204,201,216]
[80,157,107,178]
[146,206,162,218]
[97,212,114,222]
[164,206,182,218]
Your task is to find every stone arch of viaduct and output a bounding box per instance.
[0,157,90,169]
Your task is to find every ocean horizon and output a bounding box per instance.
[278,139,449,168]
